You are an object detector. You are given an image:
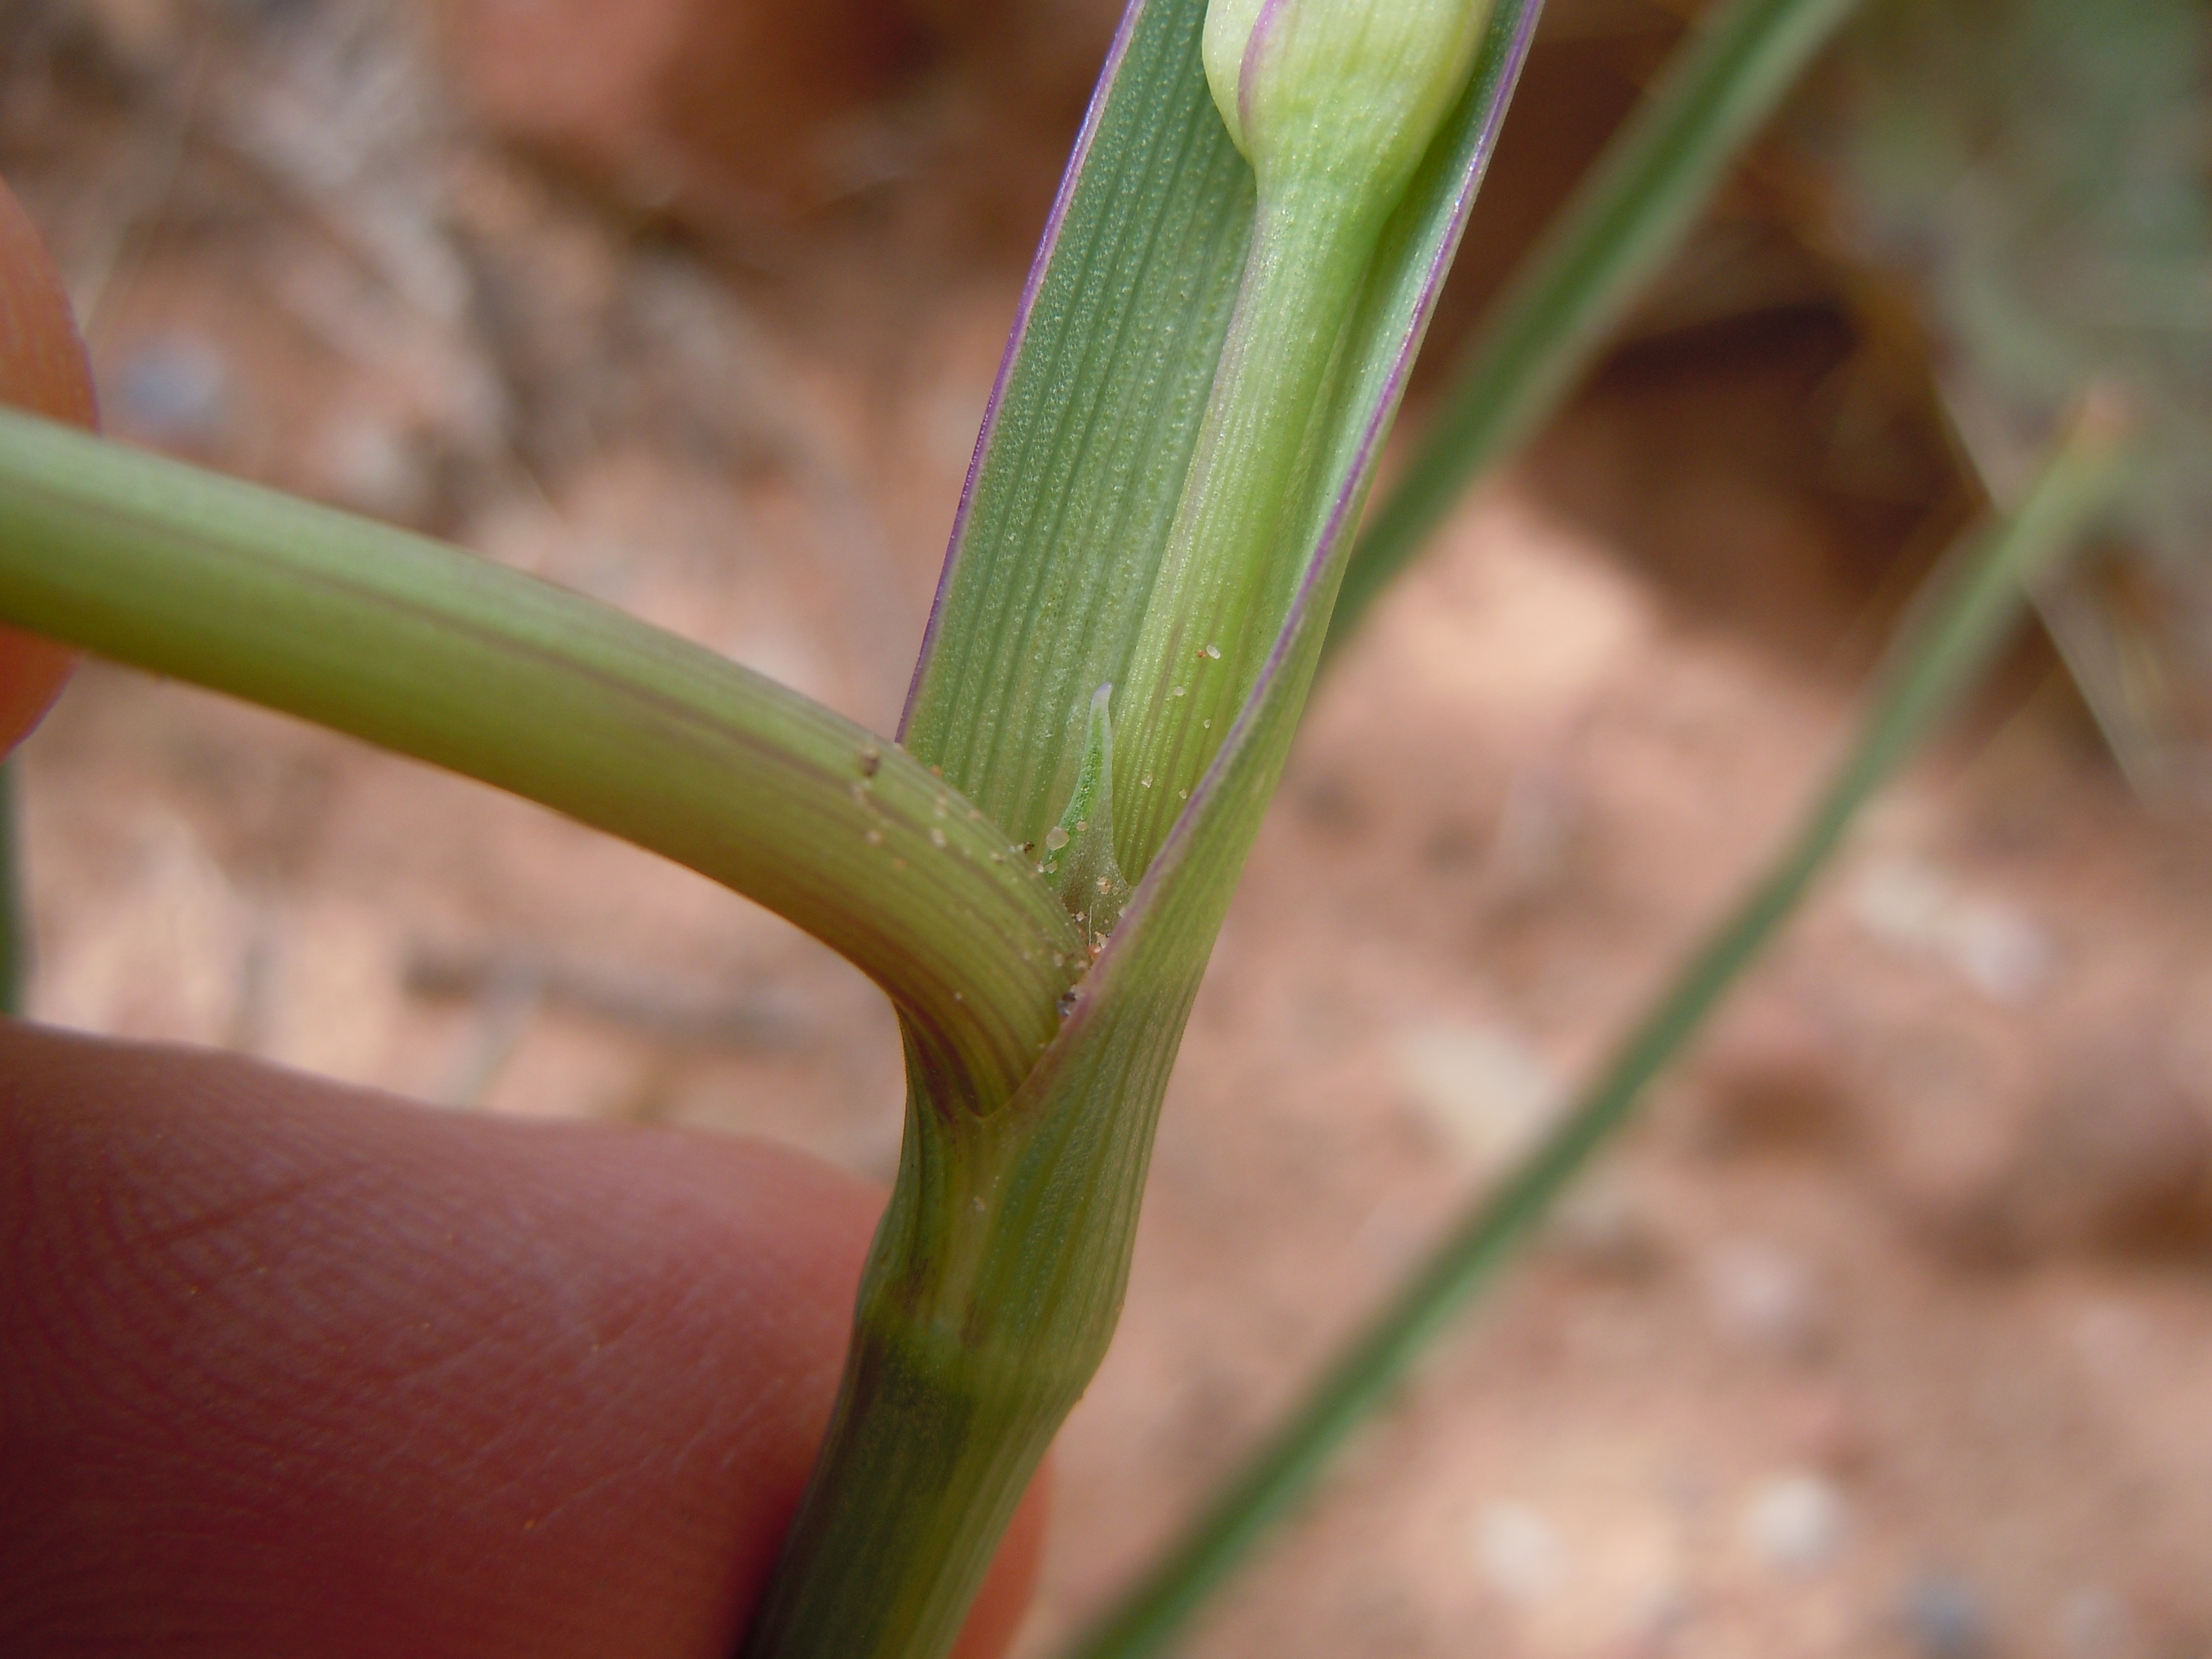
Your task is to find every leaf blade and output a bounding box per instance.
[0,410,1084,1104]
[901,0,1257,846]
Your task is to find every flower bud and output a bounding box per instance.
[1203,0,1492,201]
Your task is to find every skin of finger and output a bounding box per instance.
[0,172,97,754]
[0,1022,1048,1658]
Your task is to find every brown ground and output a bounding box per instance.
[5,4,2209,1656]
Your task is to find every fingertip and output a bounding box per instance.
[0,1027,859,1655]
[0,173,94,755]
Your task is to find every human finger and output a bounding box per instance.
[0,173,97,755]
[0,1022,1046,1657]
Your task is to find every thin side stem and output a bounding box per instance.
[0,410,1084,1107]
[1061,408,2129,1659]
[1326,0,1865,655]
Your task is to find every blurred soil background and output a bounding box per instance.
[4,0,2210,1654]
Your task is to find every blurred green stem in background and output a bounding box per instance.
[1062,401,2130,1659]
[742,1,1546,1648]
[1326,0,1865,656]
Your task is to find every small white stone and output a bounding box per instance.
[1473,1502,1565,1603]
[1701,1241,1825,1357]
[114,332,233,450]
[318,415,435,523]
[1741,1472,1846,1571]
[1951,902,2054,1002]
[1397,1023,1560,1175]
[1902,1573,1992,1659]
[1849,856,2054,1004]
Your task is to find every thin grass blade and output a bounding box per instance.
[0,410,1084,1106]
[1327,0,1865,654]
[1061,401,2130,1659]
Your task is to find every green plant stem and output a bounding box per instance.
[739,1024,1144,1658]
[0,410,1084,1107]
[0,758,24,1017]
[1326,0,1864,655]
[1116,0,1501,873]
[1062,408,2128,1659]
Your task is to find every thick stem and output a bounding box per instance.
[737,1195,1075,1655]
[741,1317,1068,1657]
[739,1016,1157,1659]
[1326,0,1866,656]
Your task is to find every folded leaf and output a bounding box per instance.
[0,411,1084,1105]
[744,3,1544,1654]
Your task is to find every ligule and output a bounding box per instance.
[1039,684,1134,956]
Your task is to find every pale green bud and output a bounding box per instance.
[1203,0,1492,200]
